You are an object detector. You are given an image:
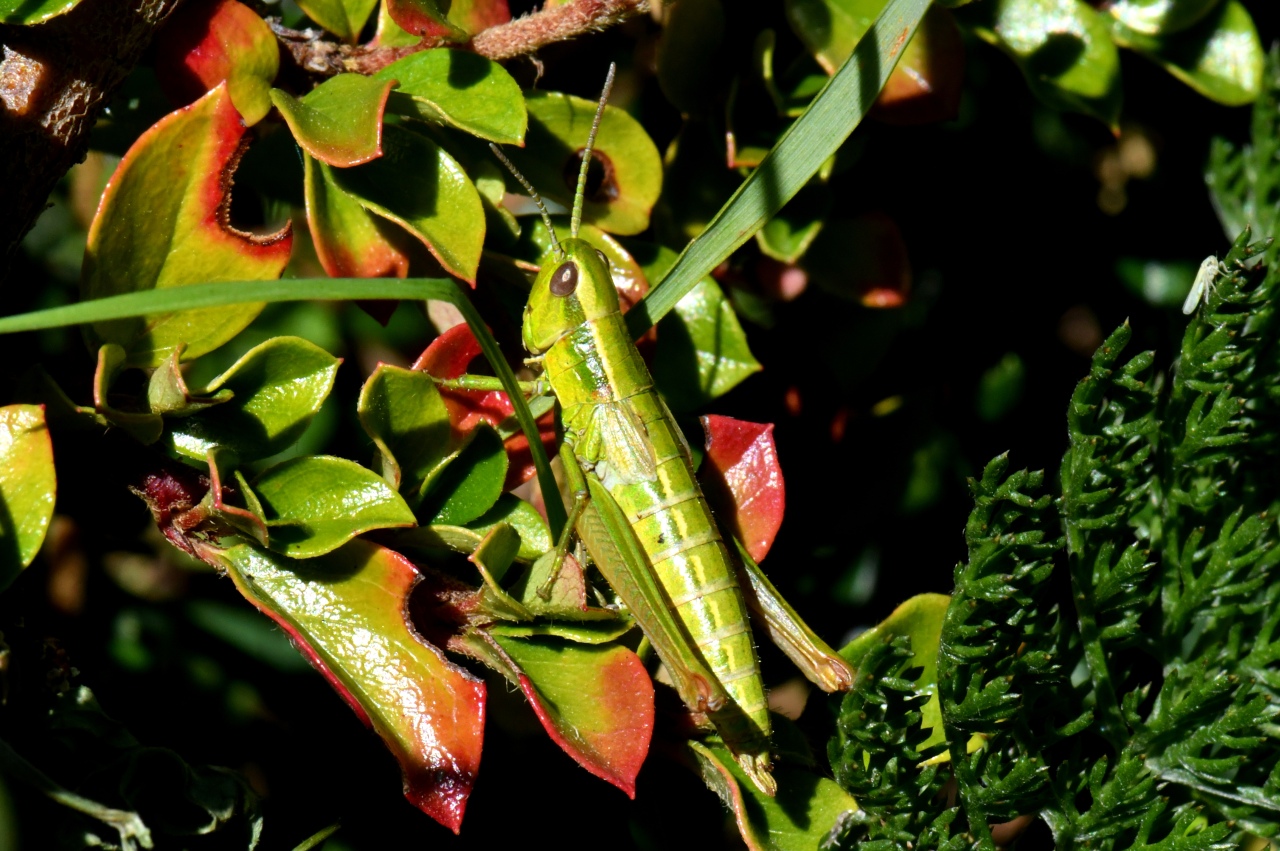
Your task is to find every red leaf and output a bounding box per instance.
[154,0,279,124]
[699,415,785,562]
[413,324,557,489]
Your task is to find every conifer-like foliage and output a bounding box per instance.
[828,48,1280,851]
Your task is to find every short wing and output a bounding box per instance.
[578,401,657,488]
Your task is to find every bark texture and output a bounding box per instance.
[0,0,183,274]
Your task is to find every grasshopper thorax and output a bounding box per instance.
[522,237,618,355]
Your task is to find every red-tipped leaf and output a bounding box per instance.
[699,415,785,563]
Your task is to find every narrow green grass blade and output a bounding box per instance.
[0,276,567,534]
[625,0,930,339]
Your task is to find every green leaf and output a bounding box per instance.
[490,634,653,797]
[785,0,892,74]
[376,48,527,144]
[0,405,55,589]
[1111,0,1264,106]
[686,736,859,851]
[628,0,931,336]
[970,0,1123,129]
[841,592,950,749]
[388,494,552,565]
[333,125,485,282]
[166,336,340,462]
[1106,0,1220,36]
[357,364,453,501]
[0,0,81,24]
[271,74,394,167]
[755,184,831,263]
[219,539,484,832]
[251,455,417,557]
[629,242,761,410]
[293,0,378,42]
[81,85,292,368]
[420,425,507,526]
[303,153,413,278]
[656,0,727,116]
[502,90,663,236]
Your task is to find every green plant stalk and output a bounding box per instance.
[625,0,931,338]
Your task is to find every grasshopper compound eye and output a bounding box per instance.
[550,261,579,296]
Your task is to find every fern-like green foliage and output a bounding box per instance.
[828,48,1280,851]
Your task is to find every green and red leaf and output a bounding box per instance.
[81,84,292,368]
[304,153,414,279]
[332,125,485,282]
[413,324,557,489]
[271,73,395,167]
[870,4,964,125]
[489,634,653,797]
[699,415,785,563]
[385,0,465,39]
[155,0,280,125]
[0,405,55,590]
[219,539,485,833]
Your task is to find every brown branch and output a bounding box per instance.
[0,0,185,276]
[274,0,649,80]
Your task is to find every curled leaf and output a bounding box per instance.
[81,84,292,368]
[304,153,413,279]
[699,415,785,563]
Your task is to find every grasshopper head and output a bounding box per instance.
[522,237,619,354]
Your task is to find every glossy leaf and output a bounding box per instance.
[699,416,785,564]
[1112,0,1263,106]
[392,494,552,564]
[357,363,453,501]
[491,634,653,797]
[220,539,485,833]
[271,74,394,167]
[385,0,464,39]
[333,125,485,282]
[155,0,280,125]
[294,0,379,42]
[166,336,340,462]
[0,0,81,24]
[420,425,507,527]
[971,0,1122,128]
[0,405,55,590]
[840,592,950,749]
[786,0,892,74]
[630,243,761,410]
[304,153,413,279]
[251,455,417,557]
[804,213,911,307]
[81,84,292,368]
[1107,0,1220,36]
[871,4,965,125]
[147,348,234,417]
[628,0,931,335]
[376,49,527,144]
[686,737,857,851]
[502,91,663,236]
[413,323,558,490]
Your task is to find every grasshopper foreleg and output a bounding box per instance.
[428,374,548,397]
[536,486,589,601]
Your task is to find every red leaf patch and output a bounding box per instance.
[699,415,785,563]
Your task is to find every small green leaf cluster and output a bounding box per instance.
[829,51,1280,849]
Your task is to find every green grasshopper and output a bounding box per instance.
[448,65,853,795]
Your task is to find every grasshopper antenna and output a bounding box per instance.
[489,142,564,259]
[570,62,616,239]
